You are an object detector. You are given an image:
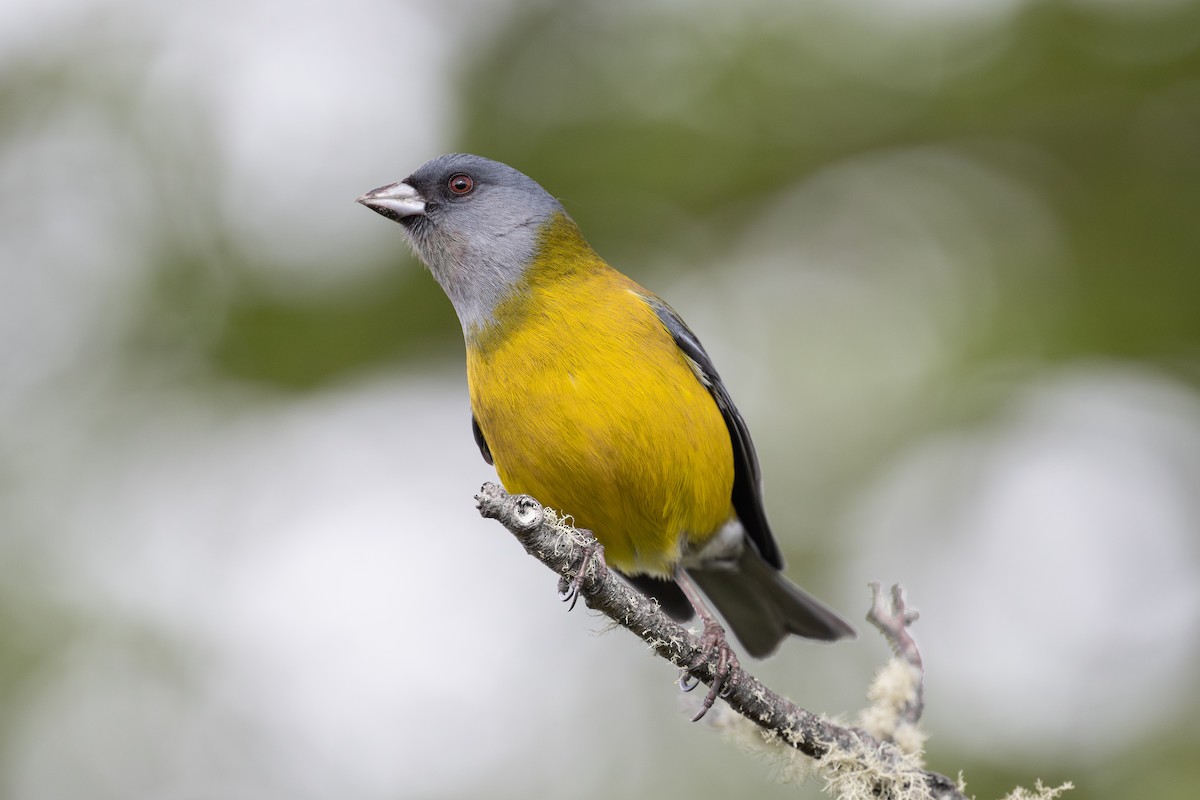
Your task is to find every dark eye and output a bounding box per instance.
[448,173,474,195]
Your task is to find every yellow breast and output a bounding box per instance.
[465,217,734,576]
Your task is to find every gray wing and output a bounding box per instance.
[643,295,784,570]
[471,414,493,465]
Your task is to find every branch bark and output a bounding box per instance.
[475,482,968,800]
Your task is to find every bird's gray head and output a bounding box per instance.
[357,154,566,334]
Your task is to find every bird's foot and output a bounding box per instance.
[558,538,606,612]
[683,618,741,722]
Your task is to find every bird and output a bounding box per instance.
[357,154,854,718]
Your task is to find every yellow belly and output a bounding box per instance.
[466,271,734,576]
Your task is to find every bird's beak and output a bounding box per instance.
[356,181,426,222]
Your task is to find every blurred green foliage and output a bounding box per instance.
[207,267,456,388]
[457,0,1200,367]
[194,0,1200,389]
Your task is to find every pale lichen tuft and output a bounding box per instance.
[708,703,814,785]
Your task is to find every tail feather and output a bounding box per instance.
[689,547,856,658]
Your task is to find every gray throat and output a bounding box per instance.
[406,216,547,337]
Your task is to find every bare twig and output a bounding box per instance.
[475,482,967,800]
[867,582,926,731]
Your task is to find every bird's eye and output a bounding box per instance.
[448,173,474,195]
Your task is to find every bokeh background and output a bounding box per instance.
[2,0,1199,797]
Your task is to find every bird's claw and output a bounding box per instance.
[558,539,606,612]
[685,620,741,722]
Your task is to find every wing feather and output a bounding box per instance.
[643,295,784,569]
[471,414,493,465]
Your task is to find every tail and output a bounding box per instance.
[689,546,856,658]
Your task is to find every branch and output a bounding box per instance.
[861,582,927,754]
[475,483,966,800]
